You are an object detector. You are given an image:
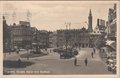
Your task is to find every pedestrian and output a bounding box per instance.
[27,55,29,60]
[74,57,77,66]
[93,47,95,54]
[9,51,11,55]
[16,49,19,54]
[84,58,88,66]
[79,46,80,50]
[106,60,109,65]
[91,52,94,58]
[26,48,29,60]
[45,48,47,51]
[18,58,21,67]
[50,49,52,53]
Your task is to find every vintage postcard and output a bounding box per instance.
[0,0,120,78]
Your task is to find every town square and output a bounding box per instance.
[2,1,117,75]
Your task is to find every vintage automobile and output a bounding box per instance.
[53,48,58,52]
[59,48,78,59]
[53,48,64,53]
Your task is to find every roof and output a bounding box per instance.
[90,32,101,35]
[19,21,30,27]
[57,27,88,33]
[39,30,48,33]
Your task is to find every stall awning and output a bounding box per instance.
[32,43,38,45]
[106,40,116,50]
[106,40,115,45]
[108,59,114,62]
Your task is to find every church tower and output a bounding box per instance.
[3,16,6,24]
[88,9,93,32]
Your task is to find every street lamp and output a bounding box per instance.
[26,47,29,60]
[65,22,69,51]
[33,29,39,53]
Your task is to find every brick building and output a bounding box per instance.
[10,21,33,49]
[49,31,57,48]
[3,16,11,52]
[97,19,106,33]
[107,4,116,41]
[57,27,91,48]
[35,30,49,48]
[56,9,94,48]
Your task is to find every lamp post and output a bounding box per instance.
[65,22,71,52]
[27,47,29,60]
[65,30,68,51]
[65,23,68,51]
[35,31,37,53]
[33,29,39,53]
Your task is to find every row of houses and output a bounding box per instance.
[56,28,92,48]
[54,9,108,49]
[4,9,104,52]
[3,9,96,52]
[3,16,49,52]
[99,4,117,70]
[3,3,116,52]
[106,3,116,41]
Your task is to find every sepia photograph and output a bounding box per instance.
[0,0,120,77]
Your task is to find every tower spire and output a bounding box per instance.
[3,16,6,24]
[3,16,5,20]
[89,9,92,16]
[88,9,93,32]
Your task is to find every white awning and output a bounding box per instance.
[106,40,116,50]
[32,43,37,45]
[108,59,114,62]
[106,40,115,45]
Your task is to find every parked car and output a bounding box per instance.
[53,48,58,52]
[60,48,78,59]
[53,47,64,53]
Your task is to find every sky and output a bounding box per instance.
[1,1,117,31]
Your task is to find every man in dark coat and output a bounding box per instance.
[18,58,21,67]
[91,52,94,58]
[74,57,77,66]
[85,58,88,66]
